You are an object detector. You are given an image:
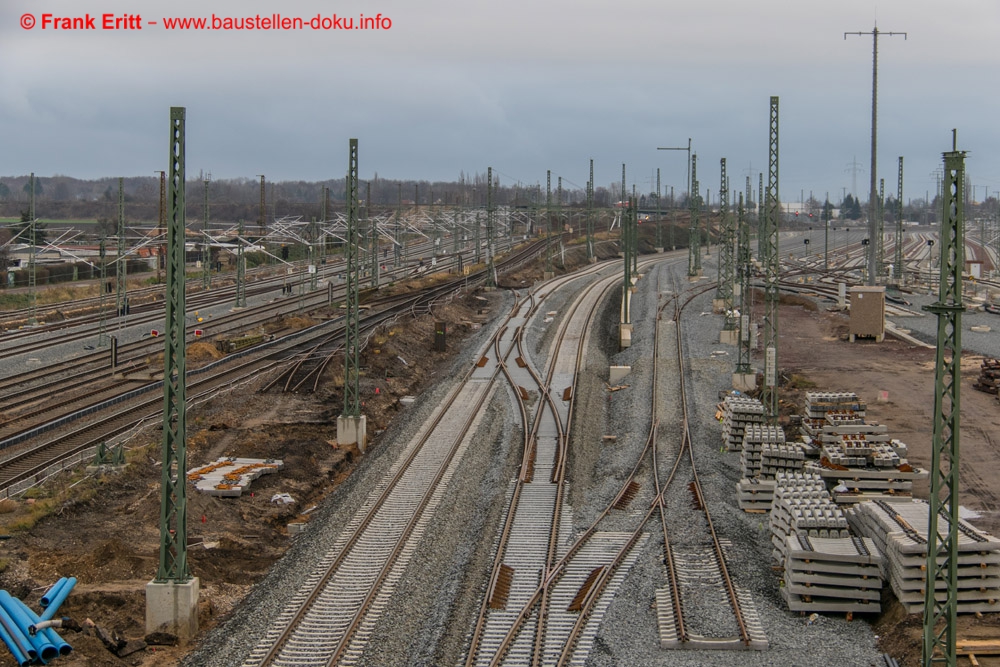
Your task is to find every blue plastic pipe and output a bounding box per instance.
[0,608,33,665]
[0,591,56,661]
[40,578,68,608]
[39,577,75,621]
[14,598,71,656]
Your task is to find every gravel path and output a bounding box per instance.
[184,290,515,667]
[185,249,894,667]
[575,252,884,667]
[888,290,1000,358]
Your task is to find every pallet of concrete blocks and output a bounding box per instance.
[769,472,849,565]
[722,396,765,452]
[801,391,867,435]
[781,532,883,614]
[846,498,1000,614]
[736,477,777,512]
[739,424,785,479]
[973,358,1000,395]
[759,443,804,480]
[804,457,927,503]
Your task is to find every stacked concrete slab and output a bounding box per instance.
[735,477,776,512]
[759,443,805,480]
[736,424,797,511]
[187,457,284,497]
[796,391,926,503]
[801,391,866,433]
[781,533,883,614]
[739,424,785,479]
[769,471,849,564]
[847,498,1000,614]
[722,396,765,452]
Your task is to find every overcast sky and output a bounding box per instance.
[2,0,998,205]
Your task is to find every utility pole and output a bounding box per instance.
[587,159,595,262]
[894,157,905,281]
[735,192,753,379]
[545,170,552,276]
[670,186,675,250]
[28,173,37,326]
[257,174,266,237]
[878,178,886,279]
[149,106,197,639]
[922,131,966,667]
[486,167,496,287]
[98,238,108,347]
[655,168,663,251]
[235,219,246,308]
[657,137,692,201]
[689,154,701,276]
[156,171,166,283]
[631,185,638,276]
[758,173,764,258]
[845,156,865,199]
[368,181,378,288]
[657,138,692,253]
[622,163,631,326]
[761,96,781,424]
[558,176,564,268]
[824,192,831,269]
[116,177,128,327]
[717,158,736,334]
[337,138,366,451]
[202,176,211,289]
[395,183,402,268]
[845,25,907,285]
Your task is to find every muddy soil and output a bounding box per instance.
[779,300,1000,667]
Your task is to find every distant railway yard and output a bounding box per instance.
[1,219,1000,667]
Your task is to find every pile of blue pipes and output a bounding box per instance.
[0,577,76,665]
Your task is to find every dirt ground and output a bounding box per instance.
[2,242,998,666]
[0,282,501,667]
[778,298,1000,667]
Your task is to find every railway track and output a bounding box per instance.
[0,240,545,497]
[463,258,767,665]
[239,292,528,667]
[651,268,766,650]
[465,264,625,666]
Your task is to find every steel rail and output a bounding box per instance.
[249,293,527,667]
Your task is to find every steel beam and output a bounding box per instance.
[116,177,127,324]
[894,157,905,281]
[156,106,191,583]
[587,159,595,261]
[343,139,361,418]
[761,96,780,423]
[718,158,736,326]
[921,135,966,667]
[689,154,700,276]
[202,177,211,289]
[736,192,754,375]
[487,167,496,287]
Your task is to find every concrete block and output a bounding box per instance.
[609,366,631,384]
[337,414,368,453]
[720,329,739,346]
[655,247,664,254]
[543,271,554,279]
[732,372,756,393]
[712,298,726,313]
[146,578,199,640]
[619,324,632,349]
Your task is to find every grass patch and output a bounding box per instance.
[3,497,58,532]
[787,374,818,389]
